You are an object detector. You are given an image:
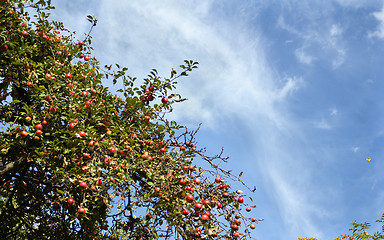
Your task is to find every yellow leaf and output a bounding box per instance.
[366,158,371,161]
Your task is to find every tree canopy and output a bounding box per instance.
[0,1,258,239]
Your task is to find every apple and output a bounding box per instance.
[238,197,244,203]
[231,224,239,231]
[161,97,168,104]
[182,209,189,215]
[1,44,8,51]
[109,147,116,153]
[178,178,185,185]
[154,187,160,192]
[214,177,221,183]
[81,91,88,96]
[53,29,60,34]
[26,81,33,87]
[35,124,43,130]
[78,208,86,214]
[195,203,202,209]
[202,200,210,206]
[68,122,76,129]
[216,202,222,208]
[67,198,74,204]
[193,178,201,184]
[42,120,48,125]
[234,219,241,225]
[35,130,42,135]
[49,106,57,114]
[84,56,90,61]
[20,130,28,137]
[22,30,28,35]
[79,182,87,189]
[78,131,86,137]
[96,178,102,185]
[246,206,252,212]
[65,73,72,79]
[250,223,256,229]
[186,194,194,202]
[200,214,209,221]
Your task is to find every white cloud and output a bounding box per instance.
[277,4,346,68]
[295,48,315,65]
[330,24,343,36]
[369,6,384,39]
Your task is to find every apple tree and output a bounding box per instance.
[0,0,259,239]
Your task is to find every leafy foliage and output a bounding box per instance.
[0,1,258,239]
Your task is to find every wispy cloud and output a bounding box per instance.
[277,3,346,68]
[369,5,384,39]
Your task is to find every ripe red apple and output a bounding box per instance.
[216,202,222,208]
[96,178,102,185]
[81,91,88,96]
[182,209,189,215]
[68,122,76,129]
[202,200,210,206]
[250,223,256,229]
[65,73,72,79]
[214,177,221,183]
[84,56,90,61]
[186,194,194,202]
[35,129,42,135]
[193,178,201,184]
[20,130,28,137]
[179,178,185,185]
[78,131,86,137]
[234,219,241,225]
[246,206,252,212]
[79,182,87,189]
[238,197,244,203]
[200,214,209,221]
[42,120,48,125]
[109,147,116,153]
[195,203,202,209]
[67,198,74,204]
[26,81,33,87]
[35,124,43,130]
[1,44,8,51]
[154,187,160,192]
[231,224,239,231]
[78,207,86,214]
[22,30,28,35]
[161,97,168,104]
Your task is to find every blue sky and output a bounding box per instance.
[50,0,384,239]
